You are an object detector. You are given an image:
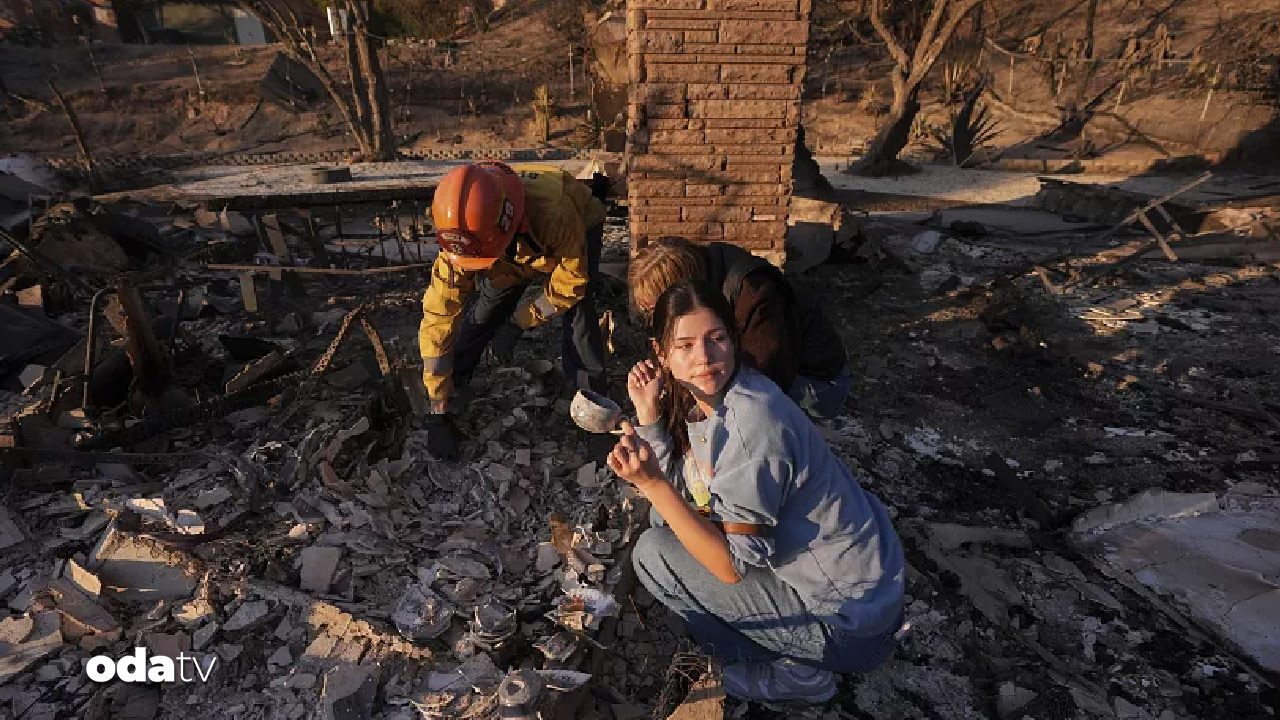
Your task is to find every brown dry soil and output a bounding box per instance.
[4,0,1278,168]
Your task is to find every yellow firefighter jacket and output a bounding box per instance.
[419,164,607,407]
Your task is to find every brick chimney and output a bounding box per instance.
[625,0,811,266]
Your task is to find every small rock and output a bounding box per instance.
[173,596,215,627]
[105,683,160,720]
[223,600,270,632]
[35,662,62,683]
[535,542,560,573]
[997,681,1037,718]
[276,313,302,334]
[145,631,190,660]
[192,623,218,650]
[911,230,944,254]
[321,661,379,720]
[19,365,45,389]
[225,407,269,430]
[215,643,243,661]
[193,487,233,510]
[0,509,27,550]
[1114,698,1146,718]
[0,614,33,644]
[0,569,16,597]
[285,672,318,690]
[267,646,293,666]
[174,510,205,535]
[576,462,599,489]
[61,560,101,597]
[300,546,343,594]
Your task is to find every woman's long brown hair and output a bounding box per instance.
[649,282,740,471]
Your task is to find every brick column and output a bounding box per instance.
[625,0,810,266]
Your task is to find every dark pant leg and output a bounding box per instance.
[561,222,607,392]
[451,275,528,383]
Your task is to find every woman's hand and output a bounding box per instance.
[627,359,664,426]
[606,421,664,491]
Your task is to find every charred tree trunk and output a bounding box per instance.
[228,0,393,162]
[847,0,984,177]
[47,79,98,192]
[851,71,921,176]
[340,8,374,156]
[350,1,394,161]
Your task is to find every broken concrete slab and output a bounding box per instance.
[38,578,119,639]
[0,611,62,686]
[144,631,191,660]
[911,230,944,254]
[300,546,343,594]
[926,523,1032,550]
[193,486,233,510]
[1073,490,1220,535]
[192,622,218,650]
[86,522,200,602]
[104,682,160,720]
[0,615,33,644]
[997,681,1037,718]
[321,660,380,720]
[1073,491,1280,672]
[223,600,271,632]
[60,559,101,597]
[0,508,25,550]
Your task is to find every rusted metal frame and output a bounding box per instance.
[82,287,114,409]
[117,278,172,407]
[358,316,392,376]
[83,283,196,409]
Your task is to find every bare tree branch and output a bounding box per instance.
[868,0,911,68]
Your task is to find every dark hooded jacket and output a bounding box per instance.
[703,242,847,391]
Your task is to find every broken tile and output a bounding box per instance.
[321,661,379,720]
[192,622,218,650]
[40,578,118,638]
[300,546,343,594]
[0,611,62,685]
[267,646,293,666]
[61,559,101,597]
[223,600,271,632]
[0,508,26,550]
[87,522,199,601]
[193,487,233,510]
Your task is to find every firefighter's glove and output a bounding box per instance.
[425,412,460,461]
[489,322,523,365]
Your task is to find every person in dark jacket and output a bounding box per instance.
[628,237,850,417]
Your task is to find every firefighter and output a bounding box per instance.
[419,161,608,459]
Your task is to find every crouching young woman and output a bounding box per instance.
[606,282,904,703]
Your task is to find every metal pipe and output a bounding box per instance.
[82,286,114,410]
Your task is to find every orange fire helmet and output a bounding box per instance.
[431,162,526,271]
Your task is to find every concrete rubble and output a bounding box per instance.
[1,146,1277,720]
